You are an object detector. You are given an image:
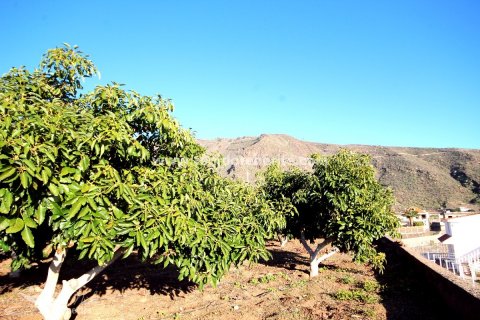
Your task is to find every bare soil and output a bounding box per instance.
[0,240,450,320]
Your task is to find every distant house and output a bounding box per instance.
[417,210,430,227]
[397,210,431,237]
[398,210,430,228]
[437,214,480,281]
[439,214,480,258]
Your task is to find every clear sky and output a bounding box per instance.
[1,0,479,149]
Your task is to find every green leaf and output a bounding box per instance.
[35,203,47,225]
[67,201,83,219]
[112,207,124,219]
[0,239,10,252]
[23,217,38,228]
[50,202,63,218]
[6,218,24,234]
[0,217,10,231]
[87,197,98,210]
[79,156,90,171]
[60,167,76,176]
[21,226,35,248]
[77,206,90,219]
[20,172,30,188]
[78,249,88,260]
[22,159,36,172]
[113,169,121,183]
[138,231,148,252]
[41,169,49,184]
[48,184,60,196]
[0,167,16,181]
[45,151,56,162]
[0,190,13,213]
[123,244,135,258]
[80,237,96,243]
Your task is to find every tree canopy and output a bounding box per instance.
[260,150,400,275]
[0,45,286,319]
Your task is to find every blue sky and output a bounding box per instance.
[1,0,479,149]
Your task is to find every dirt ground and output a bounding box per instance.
[0,240,450,320]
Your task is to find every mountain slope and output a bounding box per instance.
[199,134,480,211]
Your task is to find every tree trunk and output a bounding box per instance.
[36,249,67,319]
[309,259,319,277]
[309,248,339,277]
[299,232,338,278]
[277,234,288,247]
[35,248,123,320]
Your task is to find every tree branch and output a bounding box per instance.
[52,248,124,318]
[70,248,124,291]
[309,246,339,277]
[299,231,314,256]
[311,238,333,261]
[35,247,124,320]
[314,247,339,264]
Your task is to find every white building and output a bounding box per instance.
[441,214,480,258]
[437,214,480,281]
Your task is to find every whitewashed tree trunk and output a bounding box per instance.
[277,234,288,247]
[35,248,123,320]
[36,249,67,319]
[309,259,319,277]
[309,248,339,277]
[299,232,339,277]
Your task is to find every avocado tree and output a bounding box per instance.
[0,45,285,320]
[261,150,400,277]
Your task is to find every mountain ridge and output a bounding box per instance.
[198,134,480,211]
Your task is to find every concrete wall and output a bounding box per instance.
[381,237,480,320]
[400,233,444,248]
[398,226,426,235]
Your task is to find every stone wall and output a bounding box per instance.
[380,237,480,320]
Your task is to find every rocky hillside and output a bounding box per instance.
[199,134,480,211]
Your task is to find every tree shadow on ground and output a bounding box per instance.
[0,253,196,316]
[0,254,50,294]
[2,244,312,305]
[75,255,196,297]
[374,239,452,320]
[260,242,367,276]
[259,243,310,275]
[68,256,197,319]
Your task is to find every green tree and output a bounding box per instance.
[261,150,399,277]
[403,207,420,226]
[0,45,284,320]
